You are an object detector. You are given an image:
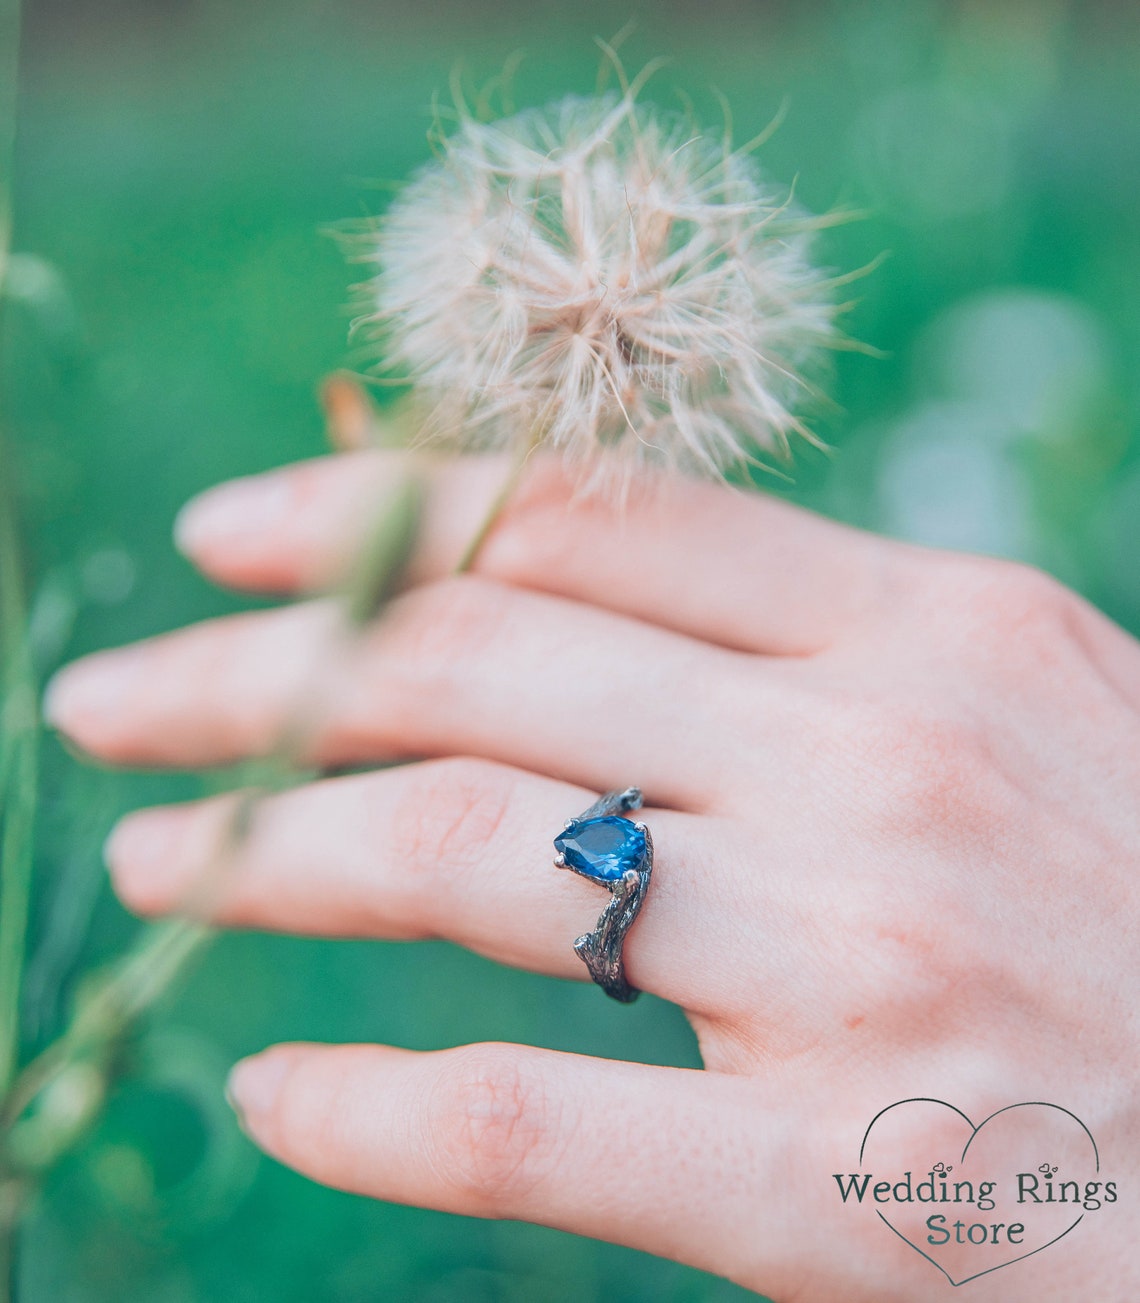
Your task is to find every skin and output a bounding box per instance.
[44,452,1139,1301]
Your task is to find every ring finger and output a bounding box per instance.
[105,757,784,1015]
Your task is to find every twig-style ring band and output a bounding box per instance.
[552,786,652,1003]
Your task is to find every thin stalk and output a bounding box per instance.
[0,0,22,755]
[0,478,422,1156]
[0,920,212,1133]
[0,0,26,1100]
[0,1177,16,1303]
[0,407,30,1303]
[0,12,427,1294]
[0,722,35,1104]
[0,0,19,278]
[0,465,36,1102]
[0,0,27,1292]
[454,428,544,574]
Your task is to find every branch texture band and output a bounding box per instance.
[553,786,652,1003]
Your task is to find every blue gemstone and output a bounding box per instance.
[554,816,646,883]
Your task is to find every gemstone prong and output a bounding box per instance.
[553,852,568,868]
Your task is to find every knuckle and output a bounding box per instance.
[388,759,518,917]
[819,703,1035,1017]
[850,908,949,1010]
[389,759,516,899]
[426,1047,557,1208]
[939,557,1089,664]
[218,609,314,752]
[388,575,509,675]
[364,577,512,746]
[862,908,1007,1028]
[967,558,1077,622]
[837,697,1015,847]
[834,872,994,1022]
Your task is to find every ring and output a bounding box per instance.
[552,786,652,1003]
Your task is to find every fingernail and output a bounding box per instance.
[43,653,139,737]
[226,1053,292,1137]
[175,475,293,556]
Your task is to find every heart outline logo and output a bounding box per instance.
[858,1098,1100,1287]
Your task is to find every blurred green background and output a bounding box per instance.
[3,0,1139,1299]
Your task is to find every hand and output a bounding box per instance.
[45,453,1140,1301]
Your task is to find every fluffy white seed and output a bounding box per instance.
[353,92,839,486]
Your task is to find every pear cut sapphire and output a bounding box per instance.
[554,816,646,883]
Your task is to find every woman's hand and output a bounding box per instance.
[44,453,1140,1301]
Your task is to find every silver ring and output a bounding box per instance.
[552,786,652,1003]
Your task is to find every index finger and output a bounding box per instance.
[174,451,897,656]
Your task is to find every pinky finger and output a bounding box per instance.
[225,1041,799,1294]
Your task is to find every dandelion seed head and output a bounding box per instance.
[354,92,839,485]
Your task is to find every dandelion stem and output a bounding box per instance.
[0,460,36,1110]
[0,1,29,1292]
[0,0,27,1101]
[0,474,33,1303]
[0,0,20,281]
[454,427,544,574]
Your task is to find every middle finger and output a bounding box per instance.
[45,575,758,810]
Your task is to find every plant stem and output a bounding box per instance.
[0,477,421,1162]
[0,1,27,1292]
[0,0,19,277]
[0,1177,17,1303]
[0,470,36,1103]
[0,919,212,1132]
[454,429,544,574]
[0,0,26,1094]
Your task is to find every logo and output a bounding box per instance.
[833,1099,1117,1286]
